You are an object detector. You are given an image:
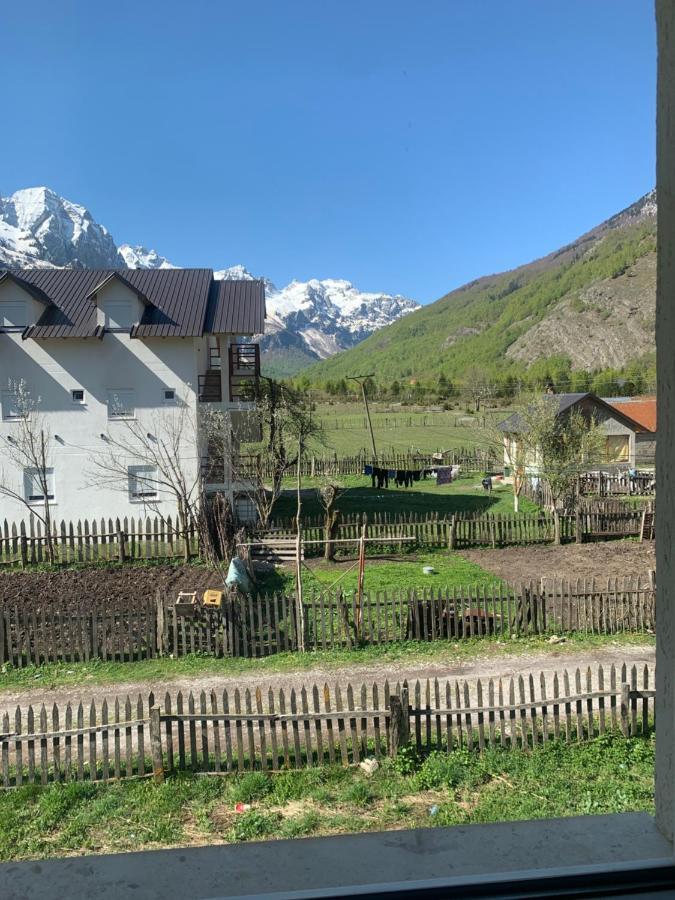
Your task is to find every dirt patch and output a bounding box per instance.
[460,542,655,585]
[0,564,223,606]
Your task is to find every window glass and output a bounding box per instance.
[128,465,158,500]
[0,300,27,326]
[104,300,133,329]
[163,388,176,403]
[1,390,23,420]
[23,467,55,502]
[72,389,85,403]
[107,389,135,419]
[605,435,629,462]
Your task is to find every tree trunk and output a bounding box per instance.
[513,492,520,514]
[553,507,561,545]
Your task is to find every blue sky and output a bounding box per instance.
[1,1,655,302]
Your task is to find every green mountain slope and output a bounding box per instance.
[302,192,656,387]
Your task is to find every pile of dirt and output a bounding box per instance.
[0,564,223,606]
[460,542,656,585]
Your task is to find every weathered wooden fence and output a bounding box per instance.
[523,473,655,507]
[0,577,655,666]
[0,663,654,787]
[242,447,497,480]
[0,515,199,567]
[267,509,646,553]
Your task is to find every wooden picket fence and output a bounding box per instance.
[0,515,199,567]
[267,508,646,553]
[243,447,498,479]
[0,662,654,788]
[0,576,655,666]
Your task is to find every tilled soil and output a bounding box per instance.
[0,564,223,606]
[460,542,655,585]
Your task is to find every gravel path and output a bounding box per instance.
[0,643,654,717]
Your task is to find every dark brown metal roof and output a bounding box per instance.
[204,279,266,335]
[0,268,266,339]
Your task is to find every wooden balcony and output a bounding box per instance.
[229,343,260,403]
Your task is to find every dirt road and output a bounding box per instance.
[0,643,654,717]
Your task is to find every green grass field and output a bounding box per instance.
[254,547,502,597]
[273,475,537,521]
[0,732,654,860]
[310,401,500,455]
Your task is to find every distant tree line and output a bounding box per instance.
[297,354,656,409]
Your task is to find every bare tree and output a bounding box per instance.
[317,480,345,561]
[87,395,228,562]
[0,380,56,563]
[231,379,324,527]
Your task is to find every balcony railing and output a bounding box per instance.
[198,370,222,403]
[229,343,260,403]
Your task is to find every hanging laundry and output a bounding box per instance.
[436,466,452,486]
[364,464,373,476]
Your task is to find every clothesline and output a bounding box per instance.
[363,464,460,488]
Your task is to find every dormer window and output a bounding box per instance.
[86,272,151,334]
[104,299,134,330]
[0,300,26,328]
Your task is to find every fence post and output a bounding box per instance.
[155,590,165,656]
[118,528,126,562]
[620,682,630,737]
[389,684,410,757]
[575,510,583,545]
[149,705,165,783]
[19,533,28,569]
[448,514,457,550]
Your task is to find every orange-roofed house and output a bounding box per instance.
[606,396,657,466]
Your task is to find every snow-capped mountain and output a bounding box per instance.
[0,187,123,268]
[0,187,420,374]
[216,266,419,360]
[118,244,176,269]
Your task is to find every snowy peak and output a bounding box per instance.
[119,244,175,269]
[0,185,421,374]
[0,186,123,268]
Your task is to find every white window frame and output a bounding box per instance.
[128,464,159,502]
[1,390,25,421]
[162,388,177,405]
[71,389,85,405]
[23,467,55,504]
[107,389,135,420]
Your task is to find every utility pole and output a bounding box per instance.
[348,374,378,463]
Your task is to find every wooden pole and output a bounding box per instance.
[295,437,305,652]
[348,375,377,463]
[356,517,367,643]
[149,706,165,783]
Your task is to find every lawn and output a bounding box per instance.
[0,732,654,861]
[0,633,654,692]
[254,547,502,597]
[308,401,508,455]
[272,475,538,521]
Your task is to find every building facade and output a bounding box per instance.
[0,268,265,524]
[499,392,649,474]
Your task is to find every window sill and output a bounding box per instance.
[0,813,670,900]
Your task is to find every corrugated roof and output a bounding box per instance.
[0,268,266,338]
[609,397,657,433]
[203,279,266,335]
[498,392,648,433]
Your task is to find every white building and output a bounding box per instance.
[0,267,265,524]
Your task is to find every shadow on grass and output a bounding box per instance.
[273,487,502,520]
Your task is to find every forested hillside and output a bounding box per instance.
[302,192,656,396]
